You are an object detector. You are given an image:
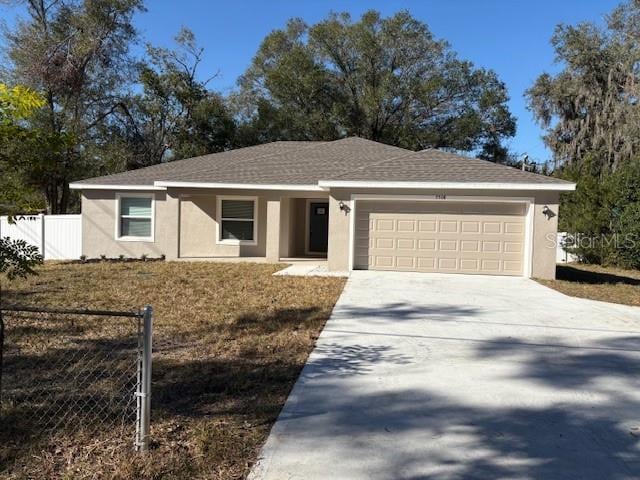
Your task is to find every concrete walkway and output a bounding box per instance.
[274,263,349,277]
[250,271,640,480]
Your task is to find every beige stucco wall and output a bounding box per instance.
[327,191,351,271]
[530,191,560,279]
[81,188,326,261]
[81,189,180,260]
[179,195,216,257]
[326,188,561,279]
[179,192,267,258]
[278,197,292,258]
[82,186,560,279]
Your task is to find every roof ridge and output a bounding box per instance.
[420,148,509,169]
[169,137,410,181]
[78,140,332,184]
[154,140,334,182]
[327,148,418,180]
[398,148,569,183]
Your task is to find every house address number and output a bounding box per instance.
[435,194,447,200]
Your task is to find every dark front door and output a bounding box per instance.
[309,202,329,253]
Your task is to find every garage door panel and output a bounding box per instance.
[396,256,415,269]
[374,255,394,268]
[418,239,436,251]
[397,220,416,232]
[375,237,394,249]
[418,220,437,232]
[461,240,480,252]
[503,260,523,272]
[438,258,458,270]
[460,259,480,271]
[482,222,502,234]
[375,219,395,231]
[505,222,524,234]
[461,221,480,233]
[439,221,459,233]
[482,241,501,253]
[438,240,458,251]
[396,238,415,249]
[481,259,501,272]
[504,242,523,253]
[356,201,526,276]
[417,257,436,269]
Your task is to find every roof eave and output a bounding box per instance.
[317,180,576,191]
[70,180,577,192]
[154,181,323,191]
[69,183,166,191]
[70,181,323,191]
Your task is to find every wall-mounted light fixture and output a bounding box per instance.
[338,200,351,215]
[542,205,556,219]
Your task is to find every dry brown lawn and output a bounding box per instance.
[537,263,640,307]
[0,261,345,479]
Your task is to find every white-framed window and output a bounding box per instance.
[115,193,155,242]
[216,195,258,245]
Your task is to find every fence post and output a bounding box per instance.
[39,213,45,259]
[136,305,153,451]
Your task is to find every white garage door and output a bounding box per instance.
[354,201,527,276]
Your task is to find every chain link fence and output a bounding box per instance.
[0,304,153,456]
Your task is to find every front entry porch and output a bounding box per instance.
[178,191,330,263]
[282,198,329,259]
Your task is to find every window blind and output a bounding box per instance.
[221,200,254,220]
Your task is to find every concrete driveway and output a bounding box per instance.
[250,271,640,480]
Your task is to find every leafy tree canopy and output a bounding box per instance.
[3,0,145,214]
[235,10,516,161]
[0,82,46,215]
[528,0,640,269]
[527,0,640,174]
[0,83,45,121]
[0,83,44,278]
[2,3,234,207]
[111,27,236,170]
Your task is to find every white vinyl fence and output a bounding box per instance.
[556,232,578,264]
[0,214,81,260]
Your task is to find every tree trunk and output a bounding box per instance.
[59,182,70,214]
[45,183,54,214]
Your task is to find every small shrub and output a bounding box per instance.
[80,255,87,263]
[141,253,148,262]
[118,254,125,261]
[100,254,107,261]
[560,158,640,269]
[0,237,43,279]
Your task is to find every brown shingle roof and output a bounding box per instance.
[72,137,572,188]
[322,148,570,185]
[74,141,321,186]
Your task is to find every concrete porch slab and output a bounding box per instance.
[274,263,349,277]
